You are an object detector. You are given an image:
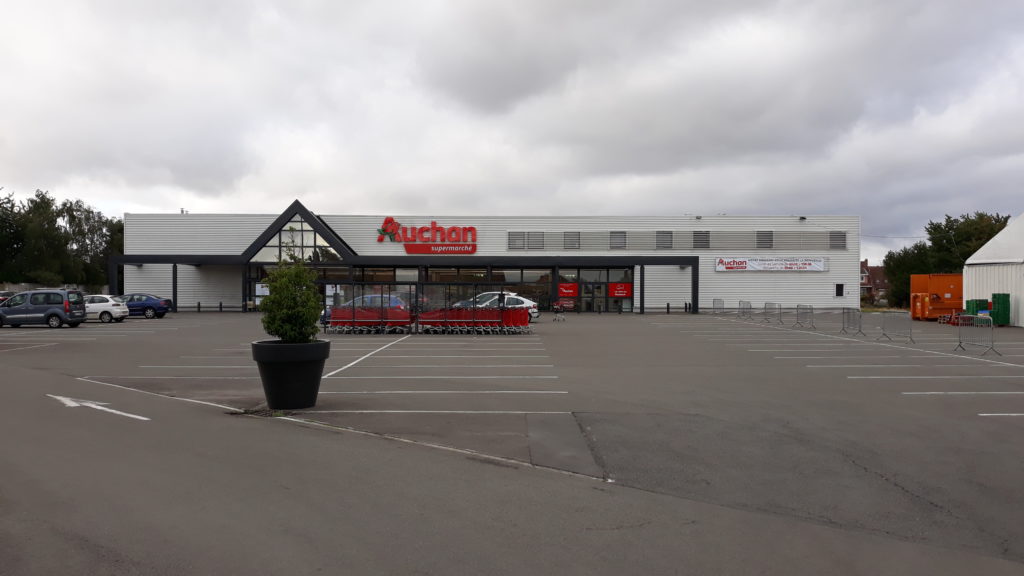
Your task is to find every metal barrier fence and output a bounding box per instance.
[792,304,816,329]
[761,302,783,324]
[953,315,1001,356]
[738,300,753,320]
[876,311,914,343]
[712,298,725,314]
[840,307,865,336]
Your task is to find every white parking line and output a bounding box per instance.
[774,352,905,356]
[363,364,555,368]
[0,342,61,352]
[319,390,567,394]
[379,355,549,358]
[323,335,412,377]
[323,375,559,379]
[850,375,1024,380]
[295,410,571,414]
[808,364,995,368]
[979,413,1024,417]
[902,391,1024,395]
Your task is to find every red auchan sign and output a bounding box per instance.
[608,283,633,297]
[715,257,828,272]
[377,217,477,255]
[558,283,579,297]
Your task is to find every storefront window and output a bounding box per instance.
[324,267,351,283]
[428,268,458,283]
[558,269,578,282]
[493,269,522,282]
[609,268,633,282]
[580,269,607,282]
[363,268,395,282]
[459,268,488,282]
[396,268,419,282]
[251,246,279,262]
[522,269,551,283]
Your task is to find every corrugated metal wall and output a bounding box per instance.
[964,263,1023,327]
[637,266,693,310]
[174,265,242,309]
[124,214,276,255]
[124,264,242,309]
[124,265,174,298]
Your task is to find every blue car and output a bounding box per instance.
[117,293,173,319]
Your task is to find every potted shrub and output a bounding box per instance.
[251,252,330,410]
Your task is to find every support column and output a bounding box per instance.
[171,264,178,312]
[691,260,700,314]
[639,265,645,314]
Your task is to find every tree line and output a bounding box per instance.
[882,211,1010,308]
[0,190,123,289]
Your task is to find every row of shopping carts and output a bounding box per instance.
[323,306,533,335]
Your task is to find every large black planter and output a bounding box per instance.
[251,340,331,410]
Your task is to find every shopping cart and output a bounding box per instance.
[551,303,567,322]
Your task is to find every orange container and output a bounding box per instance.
[910,273,963,320]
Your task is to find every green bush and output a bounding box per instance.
[259,255,322,344]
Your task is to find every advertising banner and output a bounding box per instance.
[558,283,579,297]
[715,257,828,272]
[608,283,633,297]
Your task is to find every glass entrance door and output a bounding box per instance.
[582,283,607,312]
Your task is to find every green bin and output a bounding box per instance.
[966,299,981,315]
[992,293,1010,325]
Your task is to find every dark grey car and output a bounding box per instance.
[0,289,87,328]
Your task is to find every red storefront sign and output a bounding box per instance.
[558,283,579,297]
[377,217,477,254]
[608,283,633,298]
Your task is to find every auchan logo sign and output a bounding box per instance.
[715,257,828,272]
[377,217,477,255]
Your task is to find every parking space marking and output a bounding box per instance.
[808,364,1001,368]
[323,375,559,380]
[76,377,243,411]
[323,335,412,377]
[979,413,1024,417]
[358,364,555,368]
[849,375,1024,380]
[320,390,567,395]
[902,391,1024,395]
[295,410,571,414]
[775,355,904,359]
[141,365,255,369]
[0,342,59,352]
[379,355,549,358]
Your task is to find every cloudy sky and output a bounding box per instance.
[2,1,1023,263]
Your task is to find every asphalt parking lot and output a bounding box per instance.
[3,309,1023,572]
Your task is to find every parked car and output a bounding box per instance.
[454,291,540,321]
[0,289,87,328]
[0,291,15,304]
[116,293,173,319]
[85,294,130,323]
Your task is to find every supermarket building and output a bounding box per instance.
[113,200,861,314]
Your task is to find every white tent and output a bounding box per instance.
[964,213,1024,327]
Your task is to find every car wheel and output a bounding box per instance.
[144,307,156,319]
[67,322,81,328]
[11,324,20,328]
[100,311,113,323]
[47,314,63,329]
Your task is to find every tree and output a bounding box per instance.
[883,241,932,308]
[925,212,1011,272]
[883,211,1010,307]
[0,189,122,288]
